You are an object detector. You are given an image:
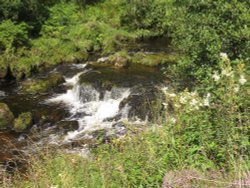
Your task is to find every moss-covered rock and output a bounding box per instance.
[0,103,14,129]
[94,51,131,69]
[21,73,65,94]
[14,112,33,132]
[108,51,131,68]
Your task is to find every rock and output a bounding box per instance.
[94,51,130,69]
[119,85,164,121]
[13,112,33,132]
[0,64,8,78]
[0,103,14,129]
[108,51,130,68]
[56,121,79,133]
[21,73,65,94]
[33,107,69,127]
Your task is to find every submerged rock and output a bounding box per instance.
[21,73,65,94]
[56,121,79,133]
[14,112,33,132]
[0,103,14,129]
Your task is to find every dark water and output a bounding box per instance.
[0,60,168,172]
[0,37,175,173]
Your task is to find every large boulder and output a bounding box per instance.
[119,85,164,121]
[21,73,65,94]
[0,103,14,129]
[13,112,33,132]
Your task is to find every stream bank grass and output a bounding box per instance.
[5,122,249,188]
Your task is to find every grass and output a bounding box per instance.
[2,122,248,188]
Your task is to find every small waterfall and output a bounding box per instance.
[48,68,131,142]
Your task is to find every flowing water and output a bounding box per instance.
[0,58,167,171]
[0,37,174,171]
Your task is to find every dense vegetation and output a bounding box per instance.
[0,0,249,187]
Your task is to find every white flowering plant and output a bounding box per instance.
[162,54,249,170]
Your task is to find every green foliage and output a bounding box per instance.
[163,57,250,170]
[120,0,171,36]
[171,0,250,68]
[0,20,29,52]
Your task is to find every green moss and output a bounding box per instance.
[14,112,32,132]
[108,50,131,68]
[0,103,14,129]
[22,73,65,94]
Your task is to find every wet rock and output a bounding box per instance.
[120,85,164,121]
[0,103,14,129]
[56,121,79,133]
[21,73,65,94]
[13,112,33,132]
[33,107,68,127]
[0,91,6,99]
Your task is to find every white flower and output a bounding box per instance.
[169,93,176,97]
[234,86,240,93]
[203,98,209,107]
[207,93,211,98]
[212,73,220,81]
[162,102,168,107]
[170,118,176,124]
[162,87,168,92]
[190,92,197,97]
[180,96,187,104]
[50,186,58,188]
[220,52,229,61]
[222,69,234,77]
[174,104,181,108]
[239,75,247,85]
[221,69,227,75]
[226,71,234,77]
[190,99,198,106]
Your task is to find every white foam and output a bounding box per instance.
[47,70,130,142]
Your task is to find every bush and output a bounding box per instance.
[171,0,250,67]
[0,20,29,52]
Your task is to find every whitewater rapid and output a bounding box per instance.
[48,65,131,142]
